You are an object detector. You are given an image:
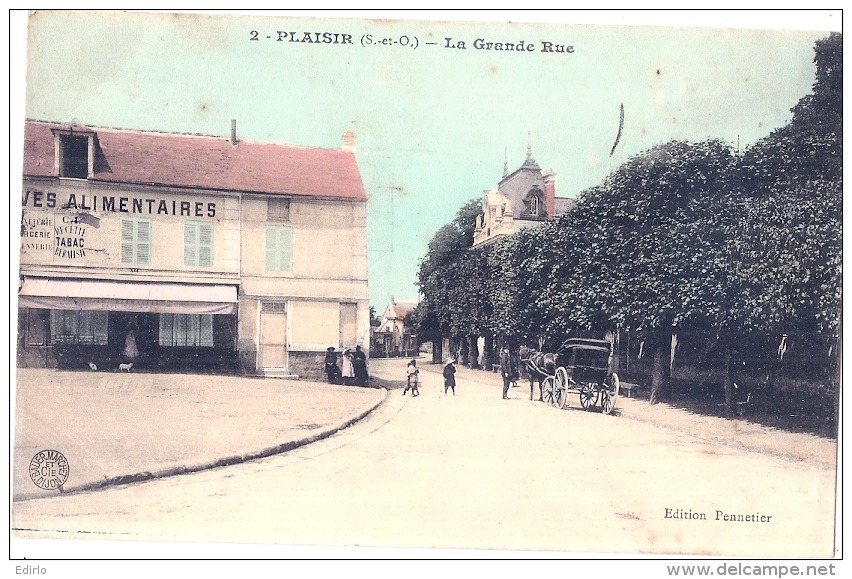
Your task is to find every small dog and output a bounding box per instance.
[88,362,98,371]
[118,363,133,373]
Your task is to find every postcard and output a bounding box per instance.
[9,10,841,564]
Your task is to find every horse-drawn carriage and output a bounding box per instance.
[525,338,620,415]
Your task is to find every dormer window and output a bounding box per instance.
[52,127,96,179]
[59,134,89,178]
[528,195,539,215]
[267,198,291,221]
[524,187,544,216]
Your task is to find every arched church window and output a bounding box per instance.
[529,195,539,215]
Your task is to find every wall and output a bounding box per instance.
[20,177,240,284]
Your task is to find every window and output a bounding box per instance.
[121,219,151,265]
[267,198,290,221]
[184,222,213,267]
[528,195,540,215]
[265,226,293,273]
[261,302,287,313]
[26,310,47,346]
[59,134,89,178]
[159,314,214,347]
[339,302,358,348]
[51,310,108,345]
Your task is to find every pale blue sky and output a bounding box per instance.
[15,11,838,311]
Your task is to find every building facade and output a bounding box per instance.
[17,120,369,380]
[370,300,418,358]
[472,148,575,247]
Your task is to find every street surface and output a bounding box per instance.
[13,359,837,558]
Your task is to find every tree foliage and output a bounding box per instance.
[413,35,840,401]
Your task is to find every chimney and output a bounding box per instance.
[342,130,356,152]
[230,119,238,146]
[544,171,556,219]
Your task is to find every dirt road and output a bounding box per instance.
[13,358,838,558]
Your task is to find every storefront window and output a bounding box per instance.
[159,313,214,347]
[50,310,108,345]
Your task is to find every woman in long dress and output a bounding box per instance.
[341,349,355,385]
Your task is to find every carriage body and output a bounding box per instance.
[541,338,620,414]
[556,338,613,386]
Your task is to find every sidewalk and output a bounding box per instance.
[411,358,838,469]
[13,369,386,500]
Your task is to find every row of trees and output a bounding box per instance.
[411,34,841,410]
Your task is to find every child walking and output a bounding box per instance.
[443,359,456,395]
[403,359,420,396]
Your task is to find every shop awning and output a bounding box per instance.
[18,278,238,315]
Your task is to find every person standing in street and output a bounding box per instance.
[500,347,512,399]
[443,359,456,395]
[403,359,420,396]
[341,348,355,386]
[324,347,339,384]
[353,345,369,386]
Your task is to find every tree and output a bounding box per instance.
[567,139,738,404]
[414,199,483,362]
[369,306,381,328]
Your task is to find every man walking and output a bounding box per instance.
[500,347,512,399]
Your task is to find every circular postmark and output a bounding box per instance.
[29,449,70,491]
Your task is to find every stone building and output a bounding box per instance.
[371,299,418,358]
[17,120,369,380]
[472,147,575,247]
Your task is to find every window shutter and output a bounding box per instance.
[93,312,108,345]
[121,220,135,263]
[136,220,151,264]
[198,223,213,267]
[265,227,277,272]
[159,314,173,346]
[265,226,292,272]
[200,315,214,346]
[184,222,197,266]
[175,314,187,346]
[279,226,292,271]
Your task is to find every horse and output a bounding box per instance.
[519,346,557,402]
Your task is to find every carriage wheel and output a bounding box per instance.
[555,366,570,409]
[542,376,557,405]
[600,372,620,415]
[578,383,598,411]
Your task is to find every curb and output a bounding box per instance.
[19,388,389,500]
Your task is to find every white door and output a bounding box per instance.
[259,302,287,370]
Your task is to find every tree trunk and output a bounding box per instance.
[482,335,495,371]
[649,333,669,405]
[722,342,734,417]
[468,335,480,369]
[432,339,443,364]
[458,336,469,366]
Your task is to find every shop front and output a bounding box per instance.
[17,278,239,371]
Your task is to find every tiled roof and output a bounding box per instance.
[22,120,366,201]
[391,302,418,320]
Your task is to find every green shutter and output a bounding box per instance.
[279,226,292,272]
[199,223,213,267]
[184,222,197,266]
[265,226,293,272]
[121,220,134,263]
[136,220,151,265]
[266,227,277,272]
